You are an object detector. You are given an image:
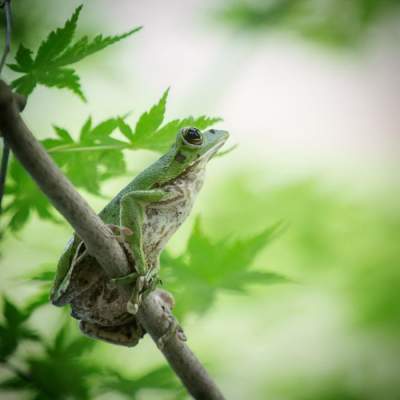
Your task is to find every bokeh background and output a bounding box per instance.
[1,0,400,399]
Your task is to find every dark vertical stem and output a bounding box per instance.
[0,0,12,213]
[0,0,11,73]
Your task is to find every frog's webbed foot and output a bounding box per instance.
[126,270,160,315]
[126,275,146,314]
[155,290,187,349]
[107,224,133,244]
[109,224,138,286]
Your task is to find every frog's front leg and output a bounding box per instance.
[115,189,177,314]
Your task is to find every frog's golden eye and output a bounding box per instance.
[183,127,203,145]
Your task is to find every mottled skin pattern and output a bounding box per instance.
[50,128,228,346]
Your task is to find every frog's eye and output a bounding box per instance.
[182,127,203,145]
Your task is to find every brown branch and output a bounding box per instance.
[0,0,13,213]
[0,80,225,400]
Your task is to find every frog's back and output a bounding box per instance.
[52,155,170,300]
[52,150,182,306]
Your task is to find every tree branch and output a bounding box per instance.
[0,80,225,400]
[0,0,12,213]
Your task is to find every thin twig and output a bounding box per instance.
[0,81,225,400]
[0,0,11,213]
[47,143,128,153]
[0,0,11,73]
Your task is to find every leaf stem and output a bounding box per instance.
[0,0,11,74]
[47,143,130,153]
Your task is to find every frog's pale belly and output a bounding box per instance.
[67,164,205,326]
[142,171,204,266]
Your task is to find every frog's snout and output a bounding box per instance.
[208,128,229,137]
[206,129,229,145]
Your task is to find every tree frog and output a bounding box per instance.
[50,127,229,346]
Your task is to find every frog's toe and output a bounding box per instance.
[126,276,146,315]
[107,224,133,243]
[127,301,139,315]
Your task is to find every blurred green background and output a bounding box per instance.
[1,1,400,399]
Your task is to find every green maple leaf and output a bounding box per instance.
[133,89,170,145]
[123,90,222,152]
[4,158,59,232]
[0,376,30,391]
[35,5,82,65]
[36,67,85,100]
[3,113,130,232]
[8,5,141,100]
[21,321,98,400]
[43,116,129,194]
[161,218,288,318]
[0,297,40,360]
[98,366,182,399]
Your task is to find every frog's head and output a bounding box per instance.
[173,127,229,168]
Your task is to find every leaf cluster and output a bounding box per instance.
[3,89,220,228]
[161,219,288,318]
[8,5,141,100]
[43,117,127,194]
[98,366,184,399]
[0,297,181,399]
[0,297,40,361]
[4,159,59,231]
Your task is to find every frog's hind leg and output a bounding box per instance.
[79,320,144,347]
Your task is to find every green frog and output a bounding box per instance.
[50,127,229,346]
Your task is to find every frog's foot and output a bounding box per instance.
[126,271,160,315]
[126,275,145,314]
[106,224,133,243]
[108,224,137,279]
[111,272,142,314]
